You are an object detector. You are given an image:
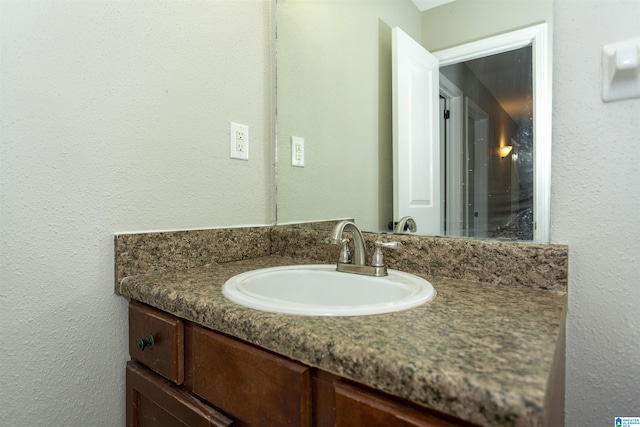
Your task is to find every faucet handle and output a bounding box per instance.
[370,240,399,267]
[326,237,351,264]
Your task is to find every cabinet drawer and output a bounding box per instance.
[127,361,234,427]
[335,381,473,427]
[185,324,311,427]
[129,301,184,384]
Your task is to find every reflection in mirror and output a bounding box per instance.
[276,0,552,242]
[441,46,534,240]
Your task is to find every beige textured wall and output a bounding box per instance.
[0,1,274,425]
[552,1,640,424]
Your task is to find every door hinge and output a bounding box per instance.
[443,109,450,119]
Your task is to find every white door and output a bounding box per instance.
[392,27,441,235]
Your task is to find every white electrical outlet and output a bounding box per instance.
[291,136,304,167]
[230,122,249,160]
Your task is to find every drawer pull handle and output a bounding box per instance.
[136,334,155,351]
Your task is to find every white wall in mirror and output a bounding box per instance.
[277,0,420,232]
[421,0,552,52]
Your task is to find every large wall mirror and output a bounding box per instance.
[276,0,553,242]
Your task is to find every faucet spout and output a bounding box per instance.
[395,216,417,234]
[328,220,366,265]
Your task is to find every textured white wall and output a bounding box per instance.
[0,1,274,425]
[552,0,640,425]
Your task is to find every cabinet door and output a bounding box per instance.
[335,381,473,427]
[127,361,234,427]
[185,325,311,427]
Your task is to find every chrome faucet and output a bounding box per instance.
[395,216,417,234]
[327,220,398,277]
[327,220,367,265]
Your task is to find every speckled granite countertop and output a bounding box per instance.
[117,254,565,427]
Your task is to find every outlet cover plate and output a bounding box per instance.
[291,136,304,167]
[230,122,249,160]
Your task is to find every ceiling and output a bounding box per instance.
[411,0,456,12]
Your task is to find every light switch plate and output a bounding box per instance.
[602,37,640,102]
[291,136,304,167]
[230,122,249,160]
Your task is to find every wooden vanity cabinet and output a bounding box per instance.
[127,302,478,427]
[127,302,234,427]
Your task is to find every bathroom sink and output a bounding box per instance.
[222,264,435,316]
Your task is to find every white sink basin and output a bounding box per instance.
[222,264,435,316]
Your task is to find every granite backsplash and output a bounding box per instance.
[115,224,567,294]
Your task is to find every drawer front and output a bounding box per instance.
[335,381,471,427]
[129,301,184,384]
[185,324,311,427]
[127,361,234,427]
